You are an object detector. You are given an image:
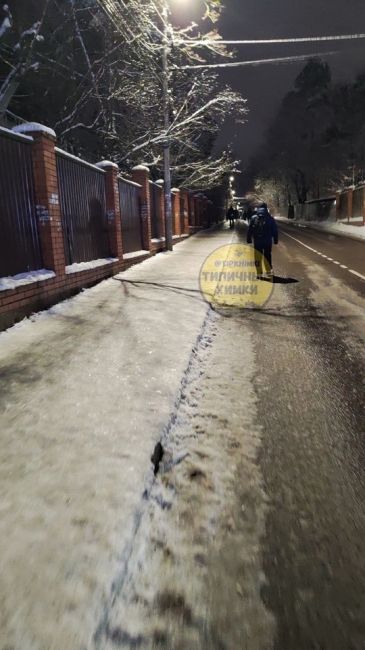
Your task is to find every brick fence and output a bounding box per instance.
[288,186,365,224]
[0,123,211,330]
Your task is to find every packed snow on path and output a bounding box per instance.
[96,309,274,650]
[1,230,263,650]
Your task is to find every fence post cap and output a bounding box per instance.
[132,164,150,172]
[96,160,119,170]
[12,122,56,138]
[171,187,180,193]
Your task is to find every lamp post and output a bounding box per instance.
[162,1,173,251]
[227,174,235,210]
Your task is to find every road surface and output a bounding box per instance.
[235,220,365,649]
[0,223,364,649]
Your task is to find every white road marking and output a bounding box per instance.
[349,269,365,280]
[282,231,365,281]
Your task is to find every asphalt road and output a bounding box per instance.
[0,223,364,649]
[236,221,365,649]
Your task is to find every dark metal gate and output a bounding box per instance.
[56,151,109,265]
[119,178,143,253]
[338,192,348,221]
[353,187,364,219]
[0,129,42,277]
[150,182,163,239]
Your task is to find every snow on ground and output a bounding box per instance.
[0,269,55,291]
[97,307,274,650]
[277,216,365,241]
[1,228,263,650]
[122,250,149,260]
[65,258,118,274]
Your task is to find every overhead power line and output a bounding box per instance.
[178,51,338,70]
[179,33,365,46]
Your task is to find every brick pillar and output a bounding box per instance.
[132,165,152,252]
[171,188,181,236]
[347,188,353,224]
[96,161,123,259]
[155,180,166,240]
[13,122,65,275]
[188,192,195,233]
[180,190,189,234]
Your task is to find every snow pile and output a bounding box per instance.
[123,250,149,260]
[65,257,118,274]
[13,122,56,138]
[277,216,365,241]
[0,269,55,292]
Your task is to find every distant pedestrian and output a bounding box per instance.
[247,202,278,277]
[226,205,235,229]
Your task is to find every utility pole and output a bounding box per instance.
[162,1,173,251]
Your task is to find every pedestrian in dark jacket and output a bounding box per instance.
[247,203,278,277]
[226,205,235,229]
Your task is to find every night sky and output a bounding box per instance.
[173,0,365,191]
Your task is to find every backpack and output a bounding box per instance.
[253,211,268,238]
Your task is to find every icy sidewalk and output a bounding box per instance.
[96,310,274,650]
[0,229,232,650]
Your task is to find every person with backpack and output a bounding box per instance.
[226,205,235,229]
[247,202,279,277]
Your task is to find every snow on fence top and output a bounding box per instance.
[96,160,119,170]
[0,125,33,143]
[118,175,141,189]
[13,122,56,138]
[55,147,106,174]
[132,164,149,172]
[149,180,163,188]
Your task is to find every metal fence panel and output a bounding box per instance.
[0,130,42,277]
[150,183,163,239]
[338,192,348,221]
[352,187,364,219]
[56,152,109,265]
[119,178,143,253]
[305,198,336,221]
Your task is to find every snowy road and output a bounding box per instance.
[0,224,364,649]
[235,221,365,649]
